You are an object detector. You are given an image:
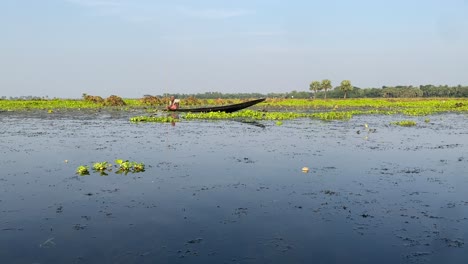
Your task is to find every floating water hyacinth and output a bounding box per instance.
[76,165,89,176]
[75,160,146,176]
[92,162,109,172]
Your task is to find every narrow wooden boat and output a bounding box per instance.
[168,98,266,113]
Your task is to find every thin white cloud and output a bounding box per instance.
[177,6,255,19]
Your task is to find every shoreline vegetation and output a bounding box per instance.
[3,83,468,101]
[1,95,467,122]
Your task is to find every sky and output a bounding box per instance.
[1,0,468,98]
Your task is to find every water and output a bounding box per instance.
[0,111,467,263]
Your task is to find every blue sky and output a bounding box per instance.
[1,0,468,98]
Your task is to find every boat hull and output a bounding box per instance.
[168,98,266,113]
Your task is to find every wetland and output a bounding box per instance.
[0,98,467,263]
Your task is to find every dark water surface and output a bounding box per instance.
[1,112,467,264]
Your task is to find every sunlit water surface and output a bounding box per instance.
[0,111,467,264]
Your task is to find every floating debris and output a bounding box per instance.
[441,238,464,248]
[186,238,203,244]
[322,190,338,196]
[73,224,87,230]
[39,237,56,248]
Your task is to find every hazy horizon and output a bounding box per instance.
[1,0,468,98]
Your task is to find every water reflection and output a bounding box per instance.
[234,119,266,128]
[170,113,179,126]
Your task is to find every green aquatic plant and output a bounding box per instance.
[132,162,145,172]
[310,111,353,120]
[424,118,430,123]
[129,103,466,123]
[76,165,90,176]
[391,120,417,127]
[115,159,145,174]
[131,109,358,123]
[275,121,283,126]
[115,159,132,174]
[92,161,109,171]
[2,98,467,116]
[130,116,179,123]
[182,110,304,121]
[75,160,146,176]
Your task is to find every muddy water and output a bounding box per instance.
[0,111,467,264]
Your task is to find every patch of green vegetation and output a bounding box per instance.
[0,98,145,111]
[309,111,352,120]
[130,103,467,123]
[263,98,468,113]
[130,116,179,123]
[391,120,417,127]
[76,160,146,176]
[115,159,145,174]
[2,98,467,121]
[92,161,109,172]
[183,110,308,121]
[132,162,145,172]
[76,165,90,176]
[92,161,110,176]
[131,110,355,123]
[115,159,131,173]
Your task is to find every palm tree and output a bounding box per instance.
[340,80,353,98]
[321,79,332,99]
[309,81,321,99]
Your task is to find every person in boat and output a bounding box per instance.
[167,96,180,110]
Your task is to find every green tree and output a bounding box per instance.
[321,79,332,99]
[309,81,321,99]
[340,80,353,98]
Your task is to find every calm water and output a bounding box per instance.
[0,111,467,264]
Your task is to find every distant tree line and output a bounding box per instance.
[309,79,353,99]
[156,92,268,99]
[2,84,467,100]
[154,84,468,99]
[320,84,468,99]
[1,95,50,100]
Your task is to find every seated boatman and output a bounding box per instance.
[167,96,180,110]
